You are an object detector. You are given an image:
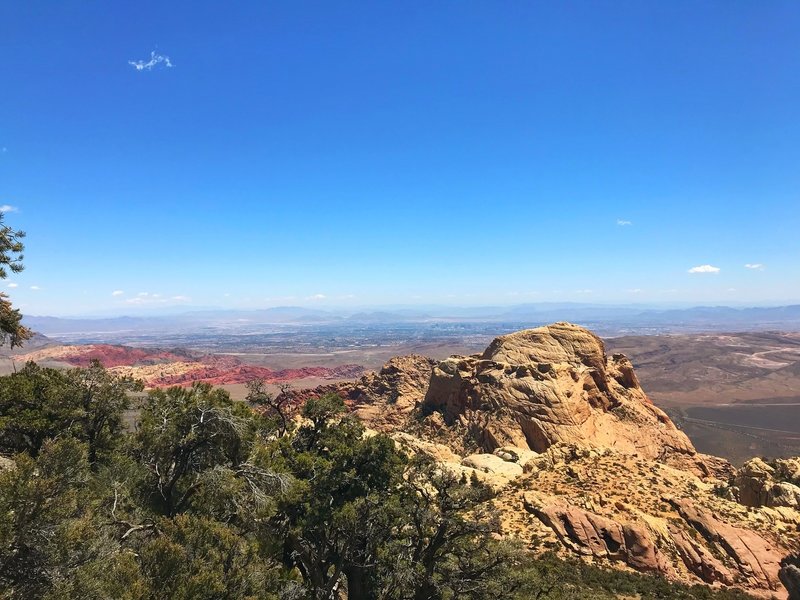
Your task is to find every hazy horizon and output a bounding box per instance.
[22,299,800,321]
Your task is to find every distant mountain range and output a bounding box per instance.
[21,303,800,337]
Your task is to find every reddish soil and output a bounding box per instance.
[41,343,365,387]
[149,364,365,387]
[58,345,188,368]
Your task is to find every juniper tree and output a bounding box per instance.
[0,211,31,347]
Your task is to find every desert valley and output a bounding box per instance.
[9,307,800,465]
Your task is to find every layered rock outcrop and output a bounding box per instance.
[422,322,695,460]
[735,458,800,508]
[671,498,784,591]
[523,491,673,575]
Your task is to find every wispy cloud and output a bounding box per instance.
[7,283,18,288]
[111,290,124,297]
[616,219,632,226]
[306,293,326,301]
[574,289,593,294]
[688,264,720,274]
[129,51,174,72]
[0,204,18,213]
[29,285,42,291]
[124,292,189,305]
[744,263,764,270]
[627,288,643,294]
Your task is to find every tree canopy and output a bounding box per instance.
[0,212,30,348]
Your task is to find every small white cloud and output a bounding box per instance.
[0,204,18,213]
[627,288,643,294]
[7,283,18,288]
[617,219,632,226]
[727,288,737,292]
[688,264,720,274]
[744,263,764,270]
[30,285,42,291]
[575,289,593,294]
[124,293,187,305]
[111,290,124,297]
[129,51,174,71]
[307,293,326,301]
[223,293,231,297]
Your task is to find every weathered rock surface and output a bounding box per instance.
[423,322,695,461]
[671,498,784,591]
[287,354,436,431]
[776,458,800,484]
[493,445,538,469]
[523,491,672,575]
[669,525,733,585]
[462,453,523,479]
[495,442,798,597]
[781,557,800,600]
[735,457,800,508]
[388,433,528,490]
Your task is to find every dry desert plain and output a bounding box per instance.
[3,329,799,464]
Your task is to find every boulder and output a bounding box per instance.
[780,556,800,600]
[493,445,538,469]
[735,457,800,508]
[462,453,523,479]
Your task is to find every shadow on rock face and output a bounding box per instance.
[781,556,800,600]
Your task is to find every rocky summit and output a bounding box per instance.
[296,322,800,598]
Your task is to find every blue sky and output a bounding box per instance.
[1,1,799,316]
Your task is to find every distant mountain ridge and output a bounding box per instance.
[22,303,800,337]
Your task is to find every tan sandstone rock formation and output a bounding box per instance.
[735,457,800,508]
[422,322,695,461]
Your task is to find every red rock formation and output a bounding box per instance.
[523,493,672,575]
[672,498,784,591]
